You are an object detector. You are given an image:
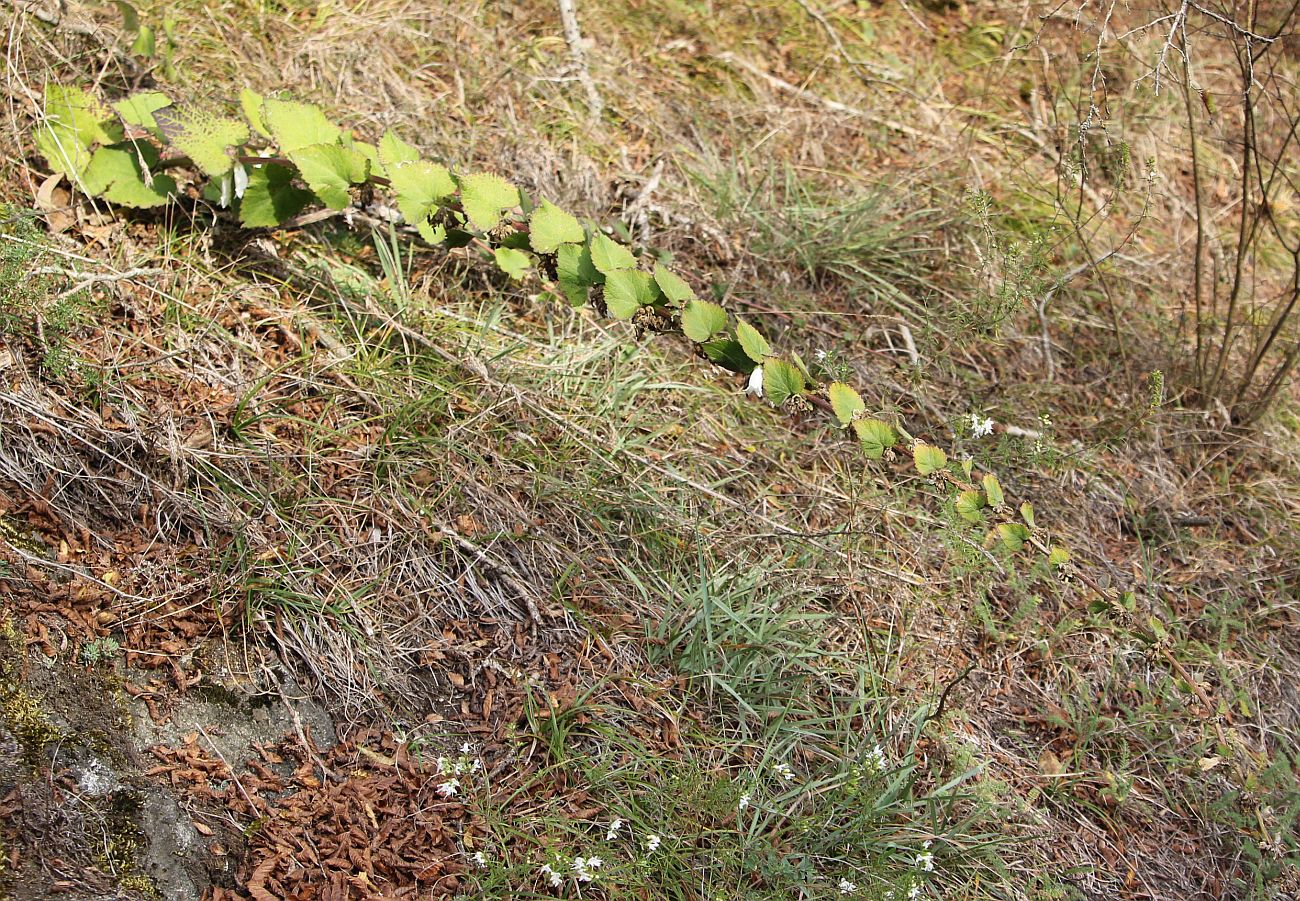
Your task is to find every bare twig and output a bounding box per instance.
[556,0,603,122]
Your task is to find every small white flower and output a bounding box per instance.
[572,855,602,882]
[645,834,661,853]
[738,792,751,810]
[606,818,623,840]
[908,883,922,899]
[233,163,249,199]
[916,850,934,872]
[460,741,473,754]
[435,756,448,774]
[774,762,795,781]
[472,851,487,868]
[436,778,460,798]
[839,878,858,894]
[866,744,887,772]
[540,863,562,888]
[471,759,482,772]
[745,365,764,397]
[970,413,995,437]
[815,349,828,362]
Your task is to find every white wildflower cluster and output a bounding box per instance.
[839,877,858,895]
[572,855,603,882]
[738,792,751,810]
[539,863,562,888]
[644,834,661,853]
[773,762,796,782]
[433,741,482,799]
[915,839,934,872]
[472,851,487,869]
[866,744,887,773]
[969,412,995,438]
[606,818,623,840]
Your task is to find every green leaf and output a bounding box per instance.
[80,142,175,207]
[154,106,249,176]
[1019,503,1035,529]
[262,98,340,153]
[852,419,896,460]
[604,269,659,319]
[287,143,368,209]
[528,200,585,254]
[961,457,974,480]
[653,263,695,305]
[763,359,805,406]
[130,23,156,58]
[389,160,456,235]
[681,299,727,342]
[956,489,986,524]
[240,88,270,138]
[113,0,139,33]
[982,474,1004,509]
[828,382,865,426]
[735,319,771,363]
[113,91,170,133]
[997,522,1031,552]
[701,338,756,374]
[1048,546,1070,567]
[239,163,313,227]
[493,247,532,280]
[913,444,948,476]
[457,172,520,231]
[37,84,123,178]
[556,242,600,306]
[589,232,637,273]
[377,130,421,170]
[352,141,385,180]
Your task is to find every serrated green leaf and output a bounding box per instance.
[263,98,340,153]
[982,474,1004,508]
[46,84,122,147]
[589,232,637,273]
[701,338,755,374]
[763,359,804,406]
[113,92,170,133]
[1048,546,1070,567]
[653,263,695,305]
[913,443,948,476]
[80,142,175,207]
[603,269,659,319]
[37,84,123,179]
[828,382,865,426]
[493,247,532,280]
[997,522,1031,552]
[240,88,269,138]
[961,457,975,479]
[239,163,313,227]
[154,106,249,176]
[287,143,367,209]
[528,200,585,254]
[378,130,421,170]
[681,299,727,342]
[956,489,986,524]
[389,160,456,232]
[852,418,896,460]
[556,242,600,306]
[1019,503,1035,529]
[735,319,771,363]
[457,172,520,232]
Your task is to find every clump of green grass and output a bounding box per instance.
[455,553,1005,900]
